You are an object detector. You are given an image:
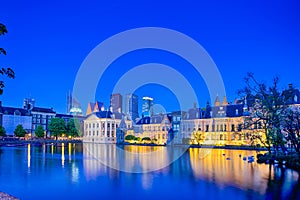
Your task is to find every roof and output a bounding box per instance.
[31,107,56,114]
[0,106,31,116]
[183,108,202,120]
[203,104,246,118]
[136,114,171,125]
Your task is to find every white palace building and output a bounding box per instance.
[83,102,132,144]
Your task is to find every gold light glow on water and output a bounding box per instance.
[62,143,65,167]
[68,143,72,162]
[51,144,54,155]
[27,143,31,168]
[189,148,269,193]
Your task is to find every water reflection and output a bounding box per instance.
[83,143,186,174]
[188,148,299,198]
[27,144,31,169]
[0,143,299,200]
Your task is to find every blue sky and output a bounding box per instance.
[1,0,300,114]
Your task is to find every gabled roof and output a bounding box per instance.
[204,104,245,118]
[183,107,202,120]
[31,107,56,114]
[86,101,105,115]
[282,87,300,105]
[136,114,171,125]
[0,106,31,116]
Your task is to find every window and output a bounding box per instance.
[93,123,95,128]
[224,125,227,132]
[206,125,209,132]
[231,124,235,132]
[97,123,99,128]
[238,124,242,131]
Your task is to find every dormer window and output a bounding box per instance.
[210,111,213,117]
[235,109,239,115]
[294,95,298,103]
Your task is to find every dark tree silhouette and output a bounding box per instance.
[0,23,15,95]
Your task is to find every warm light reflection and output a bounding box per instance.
[189,148,269,193]
[51,144,54,155]
[68,143,72,162]
[61,143,65,167]
[27,143,31,168]
[83,144,180,177]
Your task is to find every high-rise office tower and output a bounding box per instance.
[125,94,139,122]
[110,93,122,113]
[67,90,83,116]
[142,96,154,117]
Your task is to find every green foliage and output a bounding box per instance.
[0,126,6,136]
[0,23,15,95]
[48,118,66,139]
[14,124,26,137]
[66,118,82,137]
[142,137,151,141]
[35,125,45,138]
[125,135,136,141]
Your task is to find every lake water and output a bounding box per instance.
[0,143,299,200]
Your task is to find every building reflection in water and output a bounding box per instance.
[61,143,65,167]
[189,148,299,196]
[83,143,187,179]
[27,143,31,169]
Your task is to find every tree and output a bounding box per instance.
[0,126,6,136]
[35,125,45,138]
[66,118,82,137]
[125,135,136,141]
[48,118,66,140]
[238,73,290,154]
[191,130,205,145]
[14,124,27,137]
[0,23,15,95]
[281,103,300,155]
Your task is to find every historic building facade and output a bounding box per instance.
[83,111,131,144]
[179,97,265,146]
[127,114,173,145]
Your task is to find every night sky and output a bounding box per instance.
[1,0,299,114]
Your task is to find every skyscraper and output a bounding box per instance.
[142,96,154,117]
[66,91,83,116]
[110,93,122,113]
[125,94,139,122]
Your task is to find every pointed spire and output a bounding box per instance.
[215,96,220,106]
[222,96,228,105]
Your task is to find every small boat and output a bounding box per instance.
[274,160,279,164]
[243,157,247,161]
[226,157,230,160]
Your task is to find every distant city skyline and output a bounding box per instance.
[1,1,299,114]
